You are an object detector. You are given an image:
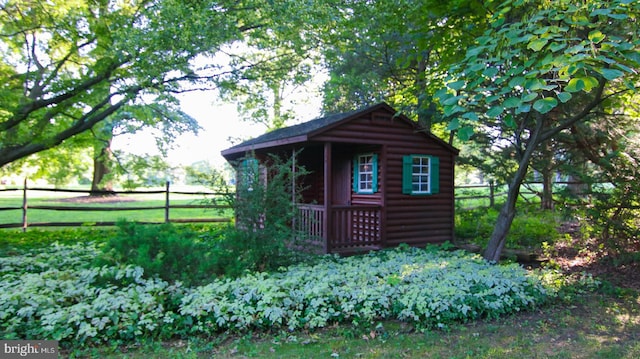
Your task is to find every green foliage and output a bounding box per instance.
[456,206,560,249]
[0,0,289,168]
[206,152,314,277]
[0,227,117,256]
[95,221,225,287]
[1,243,575,350]
[437,0,640,261]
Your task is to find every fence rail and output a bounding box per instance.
[0,180,232,231]
[1,179,585,231]
[454,180,593,209]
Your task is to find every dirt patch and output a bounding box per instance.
[552,222,640,292]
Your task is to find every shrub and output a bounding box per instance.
[203,151,316,277]
[95,221,226,286]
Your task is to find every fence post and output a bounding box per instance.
[22,177,28,232]
[489,180,495,207]
[165,181,170,223]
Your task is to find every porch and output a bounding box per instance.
[296,204,382,254]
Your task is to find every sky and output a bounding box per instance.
[112,89,323,168]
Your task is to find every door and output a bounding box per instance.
[332,156,351,205]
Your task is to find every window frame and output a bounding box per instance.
[402,154,439,195]
[353,153,378,194]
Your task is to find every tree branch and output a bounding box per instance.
[539,78,607,142]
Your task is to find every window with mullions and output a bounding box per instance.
[353,153,378,194]
[402,155,439,195]
[239,157,262,192]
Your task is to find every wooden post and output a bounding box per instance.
[489,180,495,207]
[22,178,28,232]
[323,143,332,254]
[291,149,297,238]
[165,180,170,223]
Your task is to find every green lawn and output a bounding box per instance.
[0,189,232,228]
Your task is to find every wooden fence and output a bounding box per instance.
[0,180,232,231]
[454,180,589,209]
[0,179,573,231]
[455,181,503,208]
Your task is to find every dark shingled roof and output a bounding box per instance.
[221,103,391,157]
[221,102,458,159]
[227,109,359,149]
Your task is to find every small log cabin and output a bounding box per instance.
[221,102,459,255]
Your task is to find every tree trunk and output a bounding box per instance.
[541,168,554,210]
[484,117,544,262]
[90,135,114,196]
[540,141,555,210]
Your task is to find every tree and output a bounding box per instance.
[436,0,640,261]
[0,0,281,169]
[216,46,315,130]
[319,0,487,131]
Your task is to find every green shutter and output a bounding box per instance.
[352,155,358,193]
[430,156,440,194]
[372,154,378,192]
[402,155,412,194]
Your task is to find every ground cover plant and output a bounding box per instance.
[0,238,580,356]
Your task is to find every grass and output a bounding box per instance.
[0,188,232,228]
[74,291,639,358]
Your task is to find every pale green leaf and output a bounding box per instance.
[446,118,460,131]
[461,112,479,121]
[565,78,584,92]
[457,126,475,141]
[527,38,548,51]
[483,67,499,78]
[486,106,504,118]
[504,97,521,108]
[444,104,465,116]
[508,76,525,88]
[466,46,486,58]
[600,68,624,80]
[581,76,599,92]
[588,30,606,44]
[515,103,532,114]
[442,96,462,106]
[548,42,567,52]
[557,92,572,103]
[533,97,558,114]
[524,78,547,91]
[448,80,466,91]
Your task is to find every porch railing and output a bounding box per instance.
[296,204,381,253]
[330,205,381,252]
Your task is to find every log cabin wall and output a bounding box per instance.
[311,110,456,248]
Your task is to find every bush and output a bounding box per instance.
[202,151,317,277]
[95,221,226,286]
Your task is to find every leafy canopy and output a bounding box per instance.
[437,0,640,141]
[0,0,280,168]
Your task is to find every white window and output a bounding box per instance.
[353,153,378,194]
[402,155,439,195]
